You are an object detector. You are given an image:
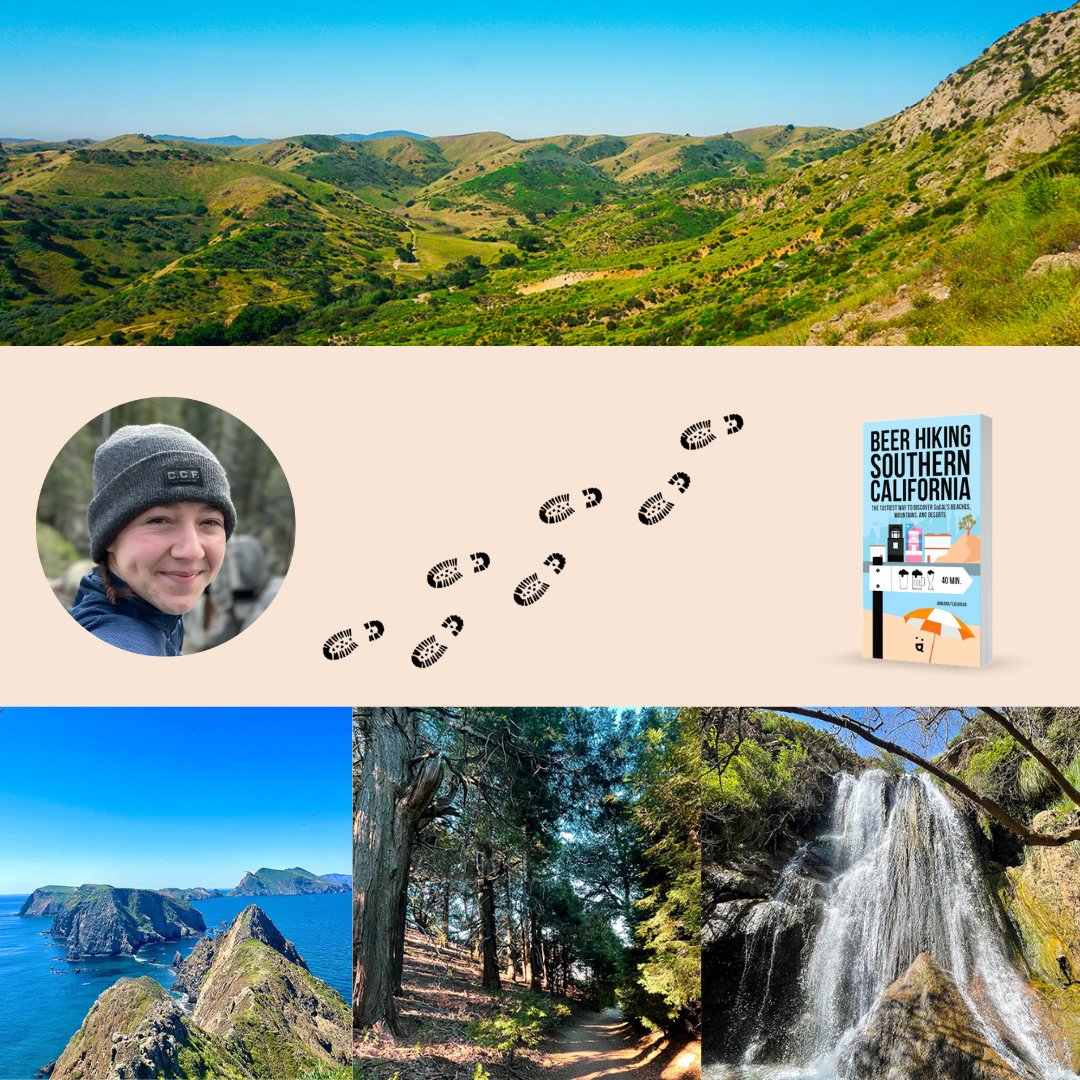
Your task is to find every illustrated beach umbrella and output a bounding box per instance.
[904,607,975,663]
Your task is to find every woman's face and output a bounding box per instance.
[107,502,227,615]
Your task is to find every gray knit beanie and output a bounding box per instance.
[88,424,237,563]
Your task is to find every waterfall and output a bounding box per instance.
[733,844,814,1064]
[711,769,1076,1080]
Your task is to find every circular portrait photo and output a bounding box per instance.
[38,398,294,656]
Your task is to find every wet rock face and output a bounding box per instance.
[703,847,830,1064]
[707,771,1068,1075]
[840,953,1031,1080]
[49,887,206,958]
[1001,810,1080,990]
[999,809,1080,1070]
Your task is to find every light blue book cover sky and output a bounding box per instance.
[863,413,982,626]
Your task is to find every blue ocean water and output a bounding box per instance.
[0,891,350,1080]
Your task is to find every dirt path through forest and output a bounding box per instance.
[545,1008,699,1080]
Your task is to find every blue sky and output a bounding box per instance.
[0,708,350,894]
[780,707,959,764]
[4,0,1061,142]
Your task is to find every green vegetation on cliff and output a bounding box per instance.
[157,887,223,901]
[703,709,862,862]
[941,707,1080,834]
[54,976,250,1080]
[21,883,206,957]
[179,904,350,1076]
[228,866,349,895]
[55,906,350,1079]
[17,884,76,916]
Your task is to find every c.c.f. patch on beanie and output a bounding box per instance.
[87,424,237,563]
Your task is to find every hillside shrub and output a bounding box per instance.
[152,303,301,346]
[466,989,570,1064]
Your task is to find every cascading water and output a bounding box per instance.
[732,844,816,1064]
[707,770,1078,1080]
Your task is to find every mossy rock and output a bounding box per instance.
[999,816,1080,991]
[36,520,80,578]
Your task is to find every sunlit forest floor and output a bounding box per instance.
[353,932,700,1080]
[354,931,554,1080]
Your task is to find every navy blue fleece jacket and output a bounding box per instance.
[69,570,185,656]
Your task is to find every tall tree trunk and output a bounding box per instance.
[392,863,410,995]
[477,849,501,991]
[504,872,520,981]
[540,936,551,992]
[525,855,543,991]
[441,878,451,942]
[353,707,444,1035]
[530,907,544,992]
[412,877,429,933]
[522,896,532,987]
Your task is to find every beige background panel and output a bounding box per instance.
[0,345,1074,703]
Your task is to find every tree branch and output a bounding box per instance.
[979,706,1080,809]
[769,707,1080,847]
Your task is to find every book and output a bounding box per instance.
[863,414,991,667]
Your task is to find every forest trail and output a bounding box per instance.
[544,1008,700,1080]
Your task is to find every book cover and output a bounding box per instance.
[863,414,992,667]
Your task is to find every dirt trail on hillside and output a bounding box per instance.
[545,1008,700,1080]
[518,268,649,295]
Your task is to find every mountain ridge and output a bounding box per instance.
[176,904,350,1075]
[228,866,350,896]
[154,134,271,146]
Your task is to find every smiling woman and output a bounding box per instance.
[40,399,294,656]
[67,423,235,655]
[107,502,229,616]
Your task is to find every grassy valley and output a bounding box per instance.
[5,3,1080,344]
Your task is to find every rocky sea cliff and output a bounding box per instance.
[35,885,206,960]
[227,867,349,896]
[51,904,350,1079]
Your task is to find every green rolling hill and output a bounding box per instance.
[5,2,1080,344]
